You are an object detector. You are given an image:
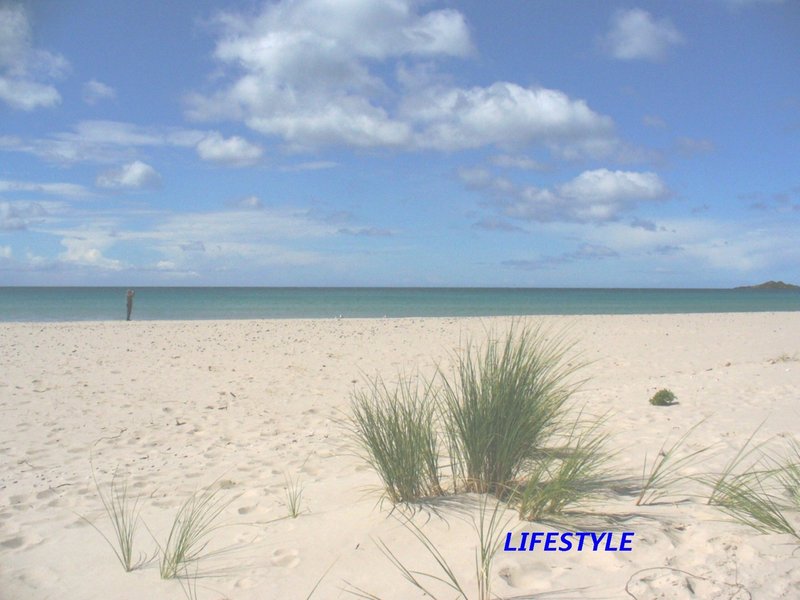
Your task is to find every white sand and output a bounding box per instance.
[1,314,799,599]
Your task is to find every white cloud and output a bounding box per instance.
[464,167,669,224]
[0,201,48,230]
[405,82,614,151]
[96,161,162,190]
[279,160,338,172]
[144,208,340,271]
[642,115,667,128]
[82,79,116,105]
[0,3,68,110]
[721,0,784,5]
[59,236,122,270]
[675,137,715,156]
[0,200,68,231]
[490,154,549,171]
[196,132,263,166]
[571,217,800,273]
[0,245,10,258]
[602,9,684,61]
[227,195,263,210]
[186,0,619,156]
[0,179,90,197]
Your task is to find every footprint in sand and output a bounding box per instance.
[270,548,300,568]
[1,536,25,549]
[234,577,258,589]
[498,563,560,590]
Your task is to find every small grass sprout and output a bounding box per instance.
[649,389,677,406]
[284,472,304,518]
[636,420,710,506]
[158,484,233,579]
[350,374,442,504]
[86,465,152,572]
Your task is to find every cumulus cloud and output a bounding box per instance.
[96,161,162,190]
[602,9,684,61]
[196,132,264,166]
[463,167,669,224]
[82,79,116,105]
[0,3,68,110]
[405,82,614,151]
[58,235,122,270]
[186,0,619,156]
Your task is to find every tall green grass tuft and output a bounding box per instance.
[440,325,579,495]
[158,484,233,579]
[350,375,442,504]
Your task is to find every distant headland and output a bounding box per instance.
[734,280,800,290]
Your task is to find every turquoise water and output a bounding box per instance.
[0,287,798,322]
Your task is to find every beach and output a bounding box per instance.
[1,313,799,599]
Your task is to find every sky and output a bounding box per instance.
[0,0,798,287]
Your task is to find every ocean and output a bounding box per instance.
[0,287,798,322]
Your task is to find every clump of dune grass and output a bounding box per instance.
[284,472,304,518]
[85,465,153,572]
[350,375,442,504]
[514,417,612,521]
[636,420,710,506]
[704,424,768,506]
[158,484,233,579]
[701,434,800,541]
[776,440,800,506]
[440,325,580,496]
[712,474,799,540]
[348,496,510,600]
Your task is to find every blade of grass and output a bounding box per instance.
[284,472,304,518]
[159,483,234,579]
[636,419,711,506]
[704,422,768,506]
[83,457,153,572]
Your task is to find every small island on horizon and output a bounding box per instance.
[734,280,800,290]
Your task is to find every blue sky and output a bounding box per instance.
[1,0,798,287]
